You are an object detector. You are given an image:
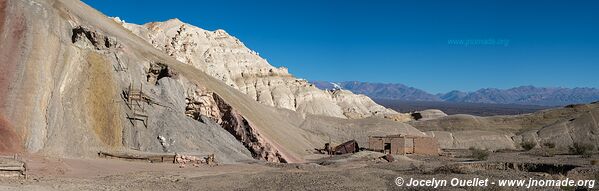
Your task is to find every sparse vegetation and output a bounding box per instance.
[495,148,516,153]
[537,142,557,157]
[469,147,490,161]
[521,141,537,151]
[569,142,595,158]
[541,149,556,157]
[543,142,556,149]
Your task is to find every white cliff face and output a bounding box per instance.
[119,18,398,119]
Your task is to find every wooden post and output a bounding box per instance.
[128,83,132,105]
[140,82,144,112]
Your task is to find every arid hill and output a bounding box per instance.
[0,0,421,163]
[410,102,599,151]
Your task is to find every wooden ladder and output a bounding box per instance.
[126,83,148,128]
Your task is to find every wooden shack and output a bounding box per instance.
[368,134,439,155]
[333,140,359,155]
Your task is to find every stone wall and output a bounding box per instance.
[368,135,439,155]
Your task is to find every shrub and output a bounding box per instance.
[543,142,556,149]
[591,160,598,165]
[470,147,490,161]
[521,141,537,151]
[536,142,557,157]
[541,149,556,157]
[569,142,595,158]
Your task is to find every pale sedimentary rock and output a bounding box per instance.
[119,18,397,119]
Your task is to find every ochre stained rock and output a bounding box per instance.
[85,52,122,147]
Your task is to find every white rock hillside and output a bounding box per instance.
[118,18,400,119]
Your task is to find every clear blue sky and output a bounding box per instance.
[82,0,599,93]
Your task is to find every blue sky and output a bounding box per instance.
[82,0,599,93]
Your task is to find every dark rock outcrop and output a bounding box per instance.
[72,26,119,50]
[147,62,177,85]
[184,86,286,162]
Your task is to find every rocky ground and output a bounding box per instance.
[0,150,597,191]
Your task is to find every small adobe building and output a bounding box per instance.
[368,134,440,155]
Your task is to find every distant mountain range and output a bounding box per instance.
[312,81,599,106]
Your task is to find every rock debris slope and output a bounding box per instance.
[118,18,400,119]
[0,0,424,163]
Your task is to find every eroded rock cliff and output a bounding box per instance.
[0,0,424,163]
[118,18,398,119]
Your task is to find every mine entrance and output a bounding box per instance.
[384,143,391,154]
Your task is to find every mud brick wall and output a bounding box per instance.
[391,138,407,154]
[368,137,385,152]
[413,137,440,155]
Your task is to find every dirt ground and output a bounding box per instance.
[0,151,597,191]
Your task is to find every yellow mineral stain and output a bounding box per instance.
[85,52,122,147]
